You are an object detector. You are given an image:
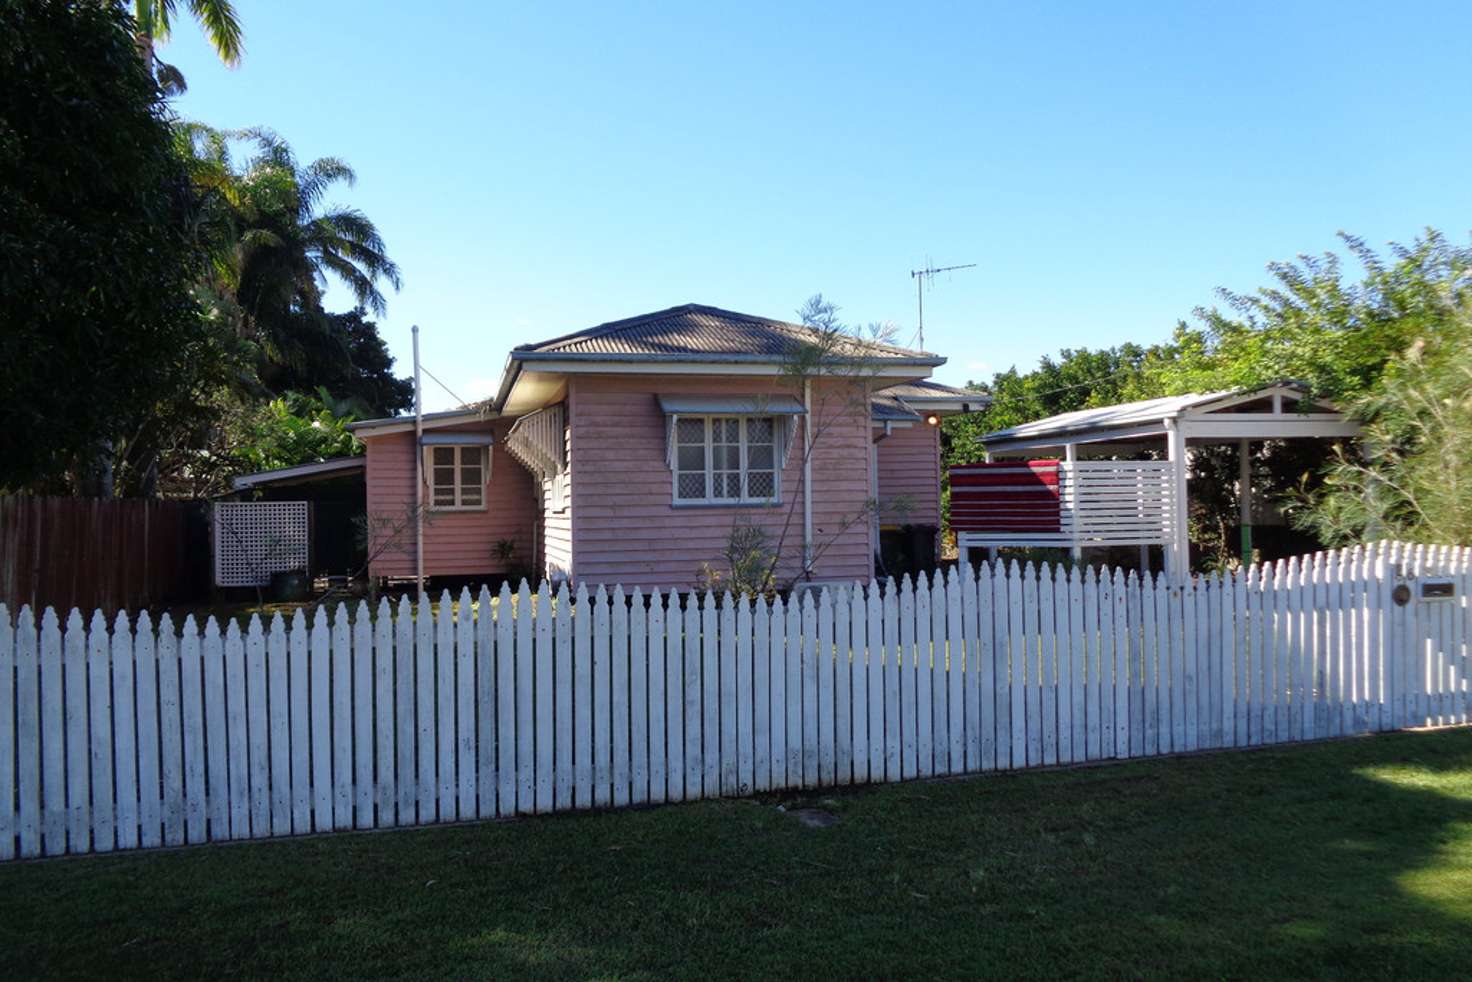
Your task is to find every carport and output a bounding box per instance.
[956,382,1361,580]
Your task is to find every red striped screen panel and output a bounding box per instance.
[949,461,1062,533]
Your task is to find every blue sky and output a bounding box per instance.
[165,2,1472,411]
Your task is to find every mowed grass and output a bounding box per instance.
[3,730,1471,980]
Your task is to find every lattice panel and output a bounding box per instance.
[213,501,310,587]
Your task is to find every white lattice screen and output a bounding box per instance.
[213,501,310,587]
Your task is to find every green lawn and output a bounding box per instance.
[3,730,1471,980]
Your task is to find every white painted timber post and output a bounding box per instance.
[1065,444,1081,565]
[983,450,998,565]
[1164,419,1189,583]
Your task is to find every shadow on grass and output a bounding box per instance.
[0,729,1469,980]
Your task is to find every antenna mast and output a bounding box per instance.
[910,261,976,350]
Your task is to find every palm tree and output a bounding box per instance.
[131,0,243,94]
[177,125,402,392]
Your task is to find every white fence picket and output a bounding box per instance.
[244,616,268,839]
[157,614,185,847]
[536,582,555,814]
[434,595,455,822]
[455,589,476,822]
[268,614,292,835]
[37,609,61,856]
[612,586,631,808]
[314,608,336,831]
[476,587,495,819]
[357,602,378,830]
[649,591,669,803]
[554,584,574,811]
[375,599,397,827]
[112,613,139,851]
[395,597,416,823]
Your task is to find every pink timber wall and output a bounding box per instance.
[567,374,875,590]
[363,418,537,578]
[875,423,942,527]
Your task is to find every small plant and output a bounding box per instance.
[697,518,778,599]
[495,538,535,587]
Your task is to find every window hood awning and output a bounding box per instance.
[421,433,494,446]
[656,394,806,416]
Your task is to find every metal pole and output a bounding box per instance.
[803,378,814,573]
[412,325,424,600]
[916,275,924,351]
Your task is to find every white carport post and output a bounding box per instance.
[1164,418,1190,583]
[1065,443,1081,565]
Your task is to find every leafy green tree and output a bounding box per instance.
[0,0,205,492]
[263,309,415,417]
[941,345,1153,469]
[130,0,243,94]
[1296,316,1472,545]
[1141,231,1472,402]
[155,391,362,498]
[942,231,1472,568]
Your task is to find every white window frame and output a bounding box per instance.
[425,444,490,511]
[672,415,781,506]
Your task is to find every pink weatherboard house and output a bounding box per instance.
[347,304,985,591]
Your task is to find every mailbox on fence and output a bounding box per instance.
[1420,579,1457,601]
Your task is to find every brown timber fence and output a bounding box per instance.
[0,497,207,617]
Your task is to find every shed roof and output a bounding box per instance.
[981,391,1240,443]
[231,455,365,491]
[978,382,1354,451]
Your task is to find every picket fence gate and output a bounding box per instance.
[0,540,1467,862]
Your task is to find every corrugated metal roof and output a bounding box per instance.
[870,395,923,421]
[516,304,941,363]
[231,456,364,490]
[980,383,1314,444]
[876,380,982,401]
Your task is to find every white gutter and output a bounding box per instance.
[413,325,424,600]
[803,379,813,575]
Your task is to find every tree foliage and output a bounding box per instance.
[0,0,205,492]
[1297,314,1472,545]
[943,231,1472,567]
[130,0,244,94]
[177,124,405,406]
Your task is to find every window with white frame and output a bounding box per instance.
[427,445,488,510]
[673,415,779,504]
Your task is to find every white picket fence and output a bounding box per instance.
[0,540,1467,861]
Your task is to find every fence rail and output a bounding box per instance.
[0,540,1467,861]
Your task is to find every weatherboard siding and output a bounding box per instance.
[363,420,536,579]
[876,423,942,527]
[568,375,874,590]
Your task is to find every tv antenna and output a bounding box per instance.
[910,261,976,350]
